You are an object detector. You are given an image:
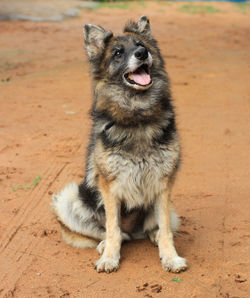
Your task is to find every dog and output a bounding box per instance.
[51,16,187,273]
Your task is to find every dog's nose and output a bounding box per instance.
[135,46,148,61]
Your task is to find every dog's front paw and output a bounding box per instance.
[95,255,120,273]
[161,256,187,273]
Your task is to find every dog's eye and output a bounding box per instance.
[114,49,124,58]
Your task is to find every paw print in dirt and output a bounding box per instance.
[136,282,162,296]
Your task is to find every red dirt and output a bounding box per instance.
[0,2,249,297]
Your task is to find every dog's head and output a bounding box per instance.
[83,16,164,91]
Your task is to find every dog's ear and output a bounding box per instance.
[137,16,151,38]
[83,24,113,60]
[124,16,152,39]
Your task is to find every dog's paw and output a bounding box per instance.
[161,256,187,273]
[97,240,105,255]
[95,255,120,273]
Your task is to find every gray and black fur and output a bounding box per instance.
[52,16,187,273]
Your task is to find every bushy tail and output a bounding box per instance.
[51,182,100,248]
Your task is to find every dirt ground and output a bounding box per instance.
[0,1,250,297]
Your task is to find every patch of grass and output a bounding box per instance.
[234,2,250,13]
[0,49,25,59]
[1,77,11,82]
[171,276,182,283]
[12,176,41,192]
[178,4,222,14]
[138,1,146,8]
[158,1,172,6]
[88,0,147,10]
[88,2,131,10]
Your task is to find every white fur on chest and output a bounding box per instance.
[107,148,178,210]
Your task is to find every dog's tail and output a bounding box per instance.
[51,182,101,248]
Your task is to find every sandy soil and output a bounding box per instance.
[0,2,250,297]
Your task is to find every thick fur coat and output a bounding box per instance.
[51,16,187,273]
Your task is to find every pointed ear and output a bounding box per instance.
[124,15,152,39]
[83,24,113,60]
[137,16,151,38]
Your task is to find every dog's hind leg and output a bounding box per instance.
[144,207,181,246]
[51,182,105,248]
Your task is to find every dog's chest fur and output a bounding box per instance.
[110,149,178,210]
[95,126,180,210]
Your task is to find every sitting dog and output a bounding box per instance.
[51,16,187,273]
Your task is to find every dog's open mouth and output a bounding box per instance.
[124,64,152,89]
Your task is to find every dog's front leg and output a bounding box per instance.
[156,183,187,273]
[95,176,122,273]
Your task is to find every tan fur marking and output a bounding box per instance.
[95,174,122,272]
[156,179,187,272]
[60,221,98,248]
[157,185,176,256]
[95,141,116,180]
[98,175,121,249]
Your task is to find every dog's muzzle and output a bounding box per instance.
[123,47,153,91]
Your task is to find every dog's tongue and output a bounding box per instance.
[131,68,151,86]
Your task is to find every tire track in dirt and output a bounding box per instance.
[0,165,66,296]
[0,136,84,297]
[0,162,66,250]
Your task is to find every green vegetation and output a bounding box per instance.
[88,1,146,10]
[178,4,222,14]
[234,2,250,13]
[88,2,131,10]
[158,1,172,6]
[1,77,11,82]
[12,176,41,192]
[171,276,182,283]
